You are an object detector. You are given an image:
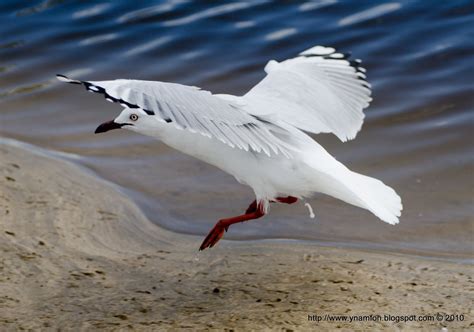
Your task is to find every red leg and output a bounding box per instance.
[245,200,257,214]
[275,196,298,204]
[199,197,297,251]
[199,201,265,251]
[246,197,296,213]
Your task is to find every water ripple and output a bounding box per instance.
[265,28,297,41]
[117,0,189,24]
[339,3,402,26]
[299,0,337,12]
[79,33,118,46]
[73,3,110,19]
[16,0,65,17]
[235,21,255,29]
[162,2,257,27]
[124,36,172,57]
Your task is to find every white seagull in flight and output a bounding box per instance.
[58,45,402,250]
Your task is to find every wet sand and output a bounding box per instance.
[0,141,472,331]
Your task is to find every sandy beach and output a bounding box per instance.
[0,140,472,331]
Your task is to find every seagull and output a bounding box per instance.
[57,45,402,251]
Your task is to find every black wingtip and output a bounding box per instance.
[56,74,81,84]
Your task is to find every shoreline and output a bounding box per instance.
[2,137,471,263]
[0,139,472,330]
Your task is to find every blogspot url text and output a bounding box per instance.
[308,313,465,324]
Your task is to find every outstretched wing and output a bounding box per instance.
[243,46,372,142]
[57,75,293,157]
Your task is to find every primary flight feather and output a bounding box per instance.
[57,45,402,250]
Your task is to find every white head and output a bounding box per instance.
[94,108,153,135]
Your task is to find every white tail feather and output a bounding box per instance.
[347,172,402,224]
[312,166,402,225]
[295,132,402,224]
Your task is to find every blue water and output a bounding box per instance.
[1,0,473,258]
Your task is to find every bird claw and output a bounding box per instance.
[199,221,227,250]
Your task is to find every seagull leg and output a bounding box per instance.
[199,197,296,250]
[247,196,296,213]
[245,200,257,213]
[199,201,265,251]
[275,196,298,204]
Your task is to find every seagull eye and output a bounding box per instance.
[129,114,139,121]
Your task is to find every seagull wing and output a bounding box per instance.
[243,46,372,142]
[57,75,293,157]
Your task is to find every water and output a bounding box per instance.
[1,0,473,259]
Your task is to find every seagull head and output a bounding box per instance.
[95,108,151,134]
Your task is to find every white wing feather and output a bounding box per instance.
[57,75,293,157]
[243,45,372,142]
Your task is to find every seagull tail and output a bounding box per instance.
[300,140,402,225]
[342,170,402,225]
